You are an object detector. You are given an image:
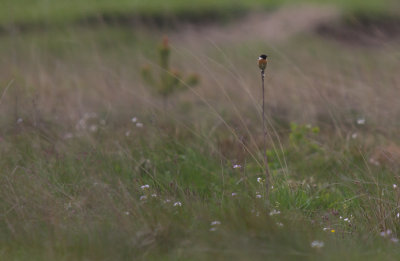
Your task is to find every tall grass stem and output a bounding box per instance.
[261,70,271,203]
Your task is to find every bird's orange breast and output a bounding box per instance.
[258,59,267,66]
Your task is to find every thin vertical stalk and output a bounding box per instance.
[261,70,271,202]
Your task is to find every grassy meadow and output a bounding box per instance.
[1,0,400,260]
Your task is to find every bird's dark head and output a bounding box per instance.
[259,54,268,60]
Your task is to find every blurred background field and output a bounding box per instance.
[1,0,399,29]
[1,0,400,260]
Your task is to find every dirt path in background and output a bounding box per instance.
[4,3,397,46]
[173,5,339,45]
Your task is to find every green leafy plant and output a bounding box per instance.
[289,123,320,151]
[141,37,199,103]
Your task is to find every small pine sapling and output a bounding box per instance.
[141,37,199,105]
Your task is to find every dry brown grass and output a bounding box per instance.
[1,5,399,137]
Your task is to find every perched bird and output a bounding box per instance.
[258,54,268,71]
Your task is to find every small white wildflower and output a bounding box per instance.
[89,125,98,132]
[76,120,85,130]
[125,131,131,137]
[276,222,284,227]
[140,184,150,190]
[233,164,241,169]
[124,211,130,215]
[209,227,217,232]
[17,118,23,124]
[369,158,380,166]
[231,192,238,197]
[64,202,72,210]
[76,118,87,130]
[340,216,343,219]
[151,193,157,198]
[84,112,97,119]
[311,240,324,248]
[380,230,392,237]
[271,185,274,189]
[211,221,221,226]
[357,118,365,125]
[140,195,147,201]
[173,201,182,207]
[64,133,74,139]
[391,237,399,243]
[269,209,281,216]
[396,213,400,218]
[164,199,171,203]
[256,194,262,199]
[323,227,329,231]
[131,117,137,123]
[393,184,398,189]
[351,133,358,139]
[136,122,143,128]
[344,218,349,222]
[257,177,263,184]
